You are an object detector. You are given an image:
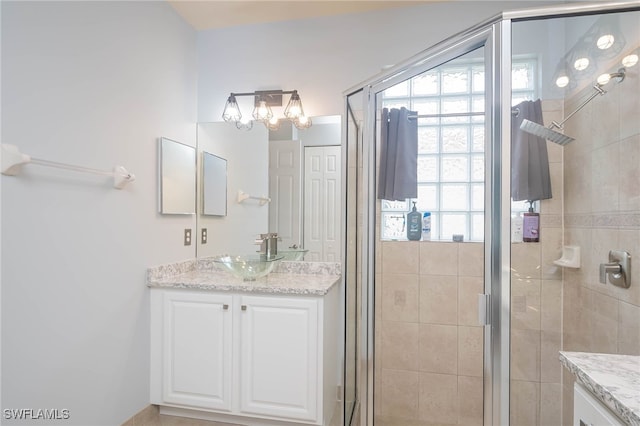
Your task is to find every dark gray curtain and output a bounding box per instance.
[378,107,418,201]
[511,99,553,202]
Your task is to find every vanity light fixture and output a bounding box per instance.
[221,89,312,130]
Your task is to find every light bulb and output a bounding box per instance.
[596,73,611,85]
[574,57,590,71]
[289,105,301,117]
[556,76,570,88]
[622,54,639,68]
[596,34,615,50]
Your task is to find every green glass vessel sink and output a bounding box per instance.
[213,254,284,281]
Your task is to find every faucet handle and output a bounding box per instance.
[599,262,621,284]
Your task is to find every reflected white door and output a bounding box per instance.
[269,140,302,249]
[304,146,341,262]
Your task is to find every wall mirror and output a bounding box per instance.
[202,151,227,216]
[158,137,196,215]
[195,116,342,260]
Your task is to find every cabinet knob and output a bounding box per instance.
[223,304,229,310]
[241,305,247,311]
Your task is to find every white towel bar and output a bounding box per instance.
[237,190,270,206]
[1,143,135,189]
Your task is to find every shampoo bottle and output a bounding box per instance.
[422,212,431,241]
[523,201,540,242]
[407,202,422,241]
[511,212,523,243]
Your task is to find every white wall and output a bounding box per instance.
[1,2,197,425]
[197,1,558,122]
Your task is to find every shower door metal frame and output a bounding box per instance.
[352,21,508,425]
[346,1,640,425]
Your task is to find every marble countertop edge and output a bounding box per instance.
[146,259,342,296]
[559,351,640,426]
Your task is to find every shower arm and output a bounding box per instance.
[549,68,626,131]
[549,84,605,131]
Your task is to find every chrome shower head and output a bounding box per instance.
[520,119,575,146]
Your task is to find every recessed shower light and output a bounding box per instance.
[622,54,638,68]
[556,76,570,88]
[597,34,615,50]
[574,57,590,71]
[596,73,611,85]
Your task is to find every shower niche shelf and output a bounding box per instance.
[553,245,581,269]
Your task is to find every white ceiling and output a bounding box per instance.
[167,0,434,31]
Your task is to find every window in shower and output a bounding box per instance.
[380,57,537,241]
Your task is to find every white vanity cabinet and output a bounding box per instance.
[574,383,625,426]
[239,295,320,421]
[150,285,339,426]
[153,291,233,411]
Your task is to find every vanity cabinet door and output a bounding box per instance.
[238,295,320,422]
[162,291,233,411]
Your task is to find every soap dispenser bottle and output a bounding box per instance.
[407,202,422,241]
[523,200,540,242]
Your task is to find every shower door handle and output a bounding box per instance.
[478,294,490,326]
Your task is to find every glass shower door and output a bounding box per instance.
[372,45,488,426]
[509,10,640,426]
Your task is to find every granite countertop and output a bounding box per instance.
[559,351,640,425]
[147,258,341,296]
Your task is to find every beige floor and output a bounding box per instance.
[124,404,343,426]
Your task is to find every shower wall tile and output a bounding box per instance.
[381,241,419,274]
[618,229,640,307]
[419,275,458,325]
[540,331,562,383]
[565,153,592,214]
[541,162,563,216]
[591,142,620,213]
[511,278,541,330]
[541,227,563,280]
[380,368,419,420]
[619,70,640,140]
[562,370,575,426]
[458,375,483,425]
[420,242,459,275]
[618,301,640,355]
[540,383,562,426]
[419,324,458,374]
[510,380,540,426]
[458,276,483,326]
[457,242,483,277]
[381,320,419,371]
[588,227,620,294]
[418,372,458,424]
[541,280,562,332]
[457,326,483,377]
[511,242,542,279]
[589,291,619,354]
[377,240,485,425]
[591,84,620,149]
[619,134,640,212]
[381,273,419,322]
[511,328,541,382]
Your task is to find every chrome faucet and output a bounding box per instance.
[254,233,279,258]
[599,249,631,288]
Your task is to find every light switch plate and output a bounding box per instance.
[184,229,192,246]
[201,228,208,244]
